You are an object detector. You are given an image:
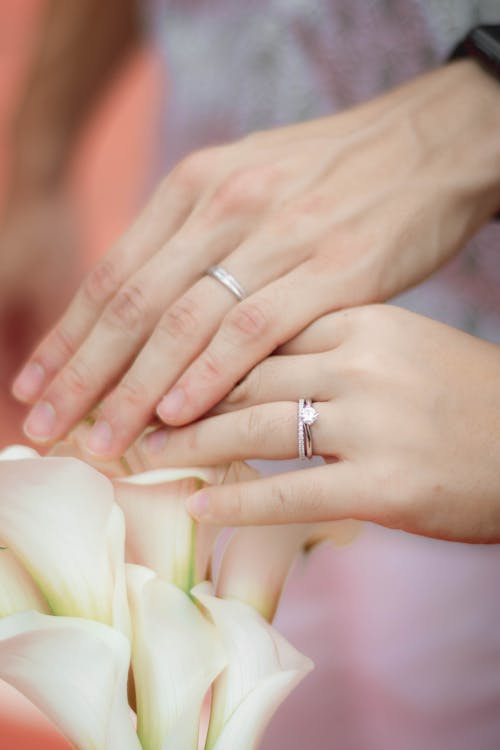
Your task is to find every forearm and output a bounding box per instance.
[9,0,142,198]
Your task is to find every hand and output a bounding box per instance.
[13,61,500,457]
[0,190,79,382]
[138,305,500,543]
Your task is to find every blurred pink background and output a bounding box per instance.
[0,1,162,745]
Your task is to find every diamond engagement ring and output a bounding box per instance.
[205,265,247,302]
[298,398,319,460]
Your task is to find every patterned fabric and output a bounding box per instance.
[151,0,500,341]
[147,2,500,748]
[419,0,500,51]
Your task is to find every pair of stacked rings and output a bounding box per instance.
[298,398,319,460]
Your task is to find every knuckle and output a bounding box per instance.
[197,348,223,383]
[49,325,76,362]
[305,482,327,516]
[269,481,289,512]
[150,174,175,213]
[228,488,244,519]
[104,284,149,333]
[115,375,150,409]
[185,424,201,455]
[224,301,271,342]
[157,296,200,341]
[173,148,216,189]
[295,192,329,215]
[272,194,328,237]
[82,260,119,306]
[244,406,263,444]
[210,167,268,215]
[59,357,93,398]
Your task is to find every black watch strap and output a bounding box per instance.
[450,25,500,221]
[450,25,500,79]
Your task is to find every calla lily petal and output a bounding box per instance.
[116,470,218,591]
[0,610,141,750]
[0,456,129,632]
[218,520,364,621]
[193,584,313,750]
[0,445,39,461]
[126,565,226,750]
[217,525,313,622]
[207,671,307,750]
[0,548,49,617]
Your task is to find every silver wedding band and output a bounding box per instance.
[205,265,247,302]
[297,398,319,460]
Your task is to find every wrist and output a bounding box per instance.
[451,58,500,190]
[423,60,500,224]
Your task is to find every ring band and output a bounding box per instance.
[298,398,319,460]
[205,265,247,302]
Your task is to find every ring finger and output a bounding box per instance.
[140,400,339,467]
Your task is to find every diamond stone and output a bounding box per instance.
[301,405,318,425]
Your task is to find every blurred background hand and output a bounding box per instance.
[0,188,78,381]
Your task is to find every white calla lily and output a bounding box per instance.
[0,547,49,617]
[126,565,226,750]
[0,447,315,750]
[116,469,218,591]
[193,584,313,750]
[0,610,141,750]
[0,456,129,632]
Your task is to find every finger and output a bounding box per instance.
[213,352,338,414]
[184,461,368,526]
[12,171,197,404]
[140,401,336,466]
[156,260,333,426]
[83,225,310,458]
[21,215,245,446]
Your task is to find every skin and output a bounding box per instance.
[12,59,500,457]
[138,305,500,543]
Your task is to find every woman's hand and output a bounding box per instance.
[13,61,500,458]
[140,305,500,543]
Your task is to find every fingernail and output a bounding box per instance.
[87,420,113,455]
[157,387,186,421]
[141,429,168,455]
[23,401,56,441]
[12,363,46,401]
[186,491,210,520]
